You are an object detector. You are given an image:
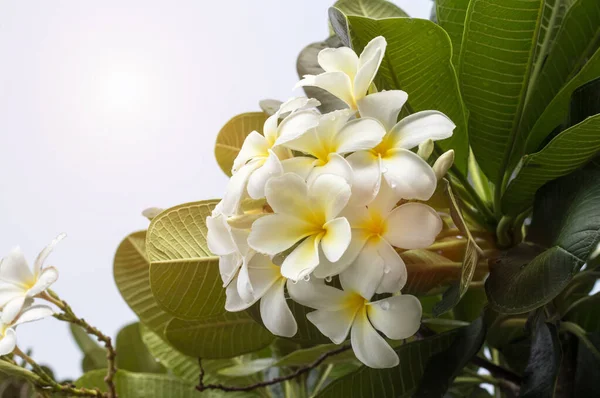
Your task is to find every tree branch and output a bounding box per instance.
[196,345,351,393]
[471,355,522,386]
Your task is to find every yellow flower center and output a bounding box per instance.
[343,291,367,310]
[370,133,395,158]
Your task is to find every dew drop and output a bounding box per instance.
[303,274,311,282]
[383,266,391,274]
[381,167,388,174]
[325,276,333,282]
[390,182,397,189]
[292,280,299,285]
[380,301,390,310]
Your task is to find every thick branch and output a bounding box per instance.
[196,345,351,393]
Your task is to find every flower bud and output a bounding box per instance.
[433,150,454,180]
[417,139,434,160]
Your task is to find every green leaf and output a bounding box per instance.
[564,293,600,332]
[458,0,544,182]
[147,200,227,321]
[75,369,202,398]
[297,36,349,114]
[113,231,173,337]
[515,0,600,159]
[217,358,276,378]
[0,360,41,384]
[433,180,484,316]
[116,322,165,374]
[316,327,469,398]
[215,112,269,177]
[575,333,600,397]
[519,316,561,398]
[69,324,107,372]
[414,317,486,397]
[333,0,408,18]
[524,47,600,155]
[165,312,274,359]
[436,0,470,70]
[502,114,600,215]
[487,168,600,314]
[336,15,469,172]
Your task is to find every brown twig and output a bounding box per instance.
[42,291,118,398]
[196,345,351,393]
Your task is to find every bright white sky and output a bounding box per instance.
[0,0,433,380]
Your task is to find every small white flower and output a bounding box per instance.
[274,109,386,189]
[221,97,320,215]
[347,90,456,205]
[289,276,422,369]
[296,37,387,111]
[248,173,352,281]
[315,181,442,294]
[225,253,297,338]
[0,234,65,324]
[0,304,54,355]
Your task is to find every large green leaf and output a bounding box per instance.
[69,324,107,372]
[333,14,469,172]
[458,0,544,182]
[75,369,203,398]
[524,48,600,154]
[575,333,600,396]
[515,0,600,159]
[165,312,274,359]
[113,231,173,337]
[487,168,600,314]
[333,0,407,18]
[502,114,600,215]
[316,327,467,398]
[436,0,470,70]
[116,322,165,374]
[215,112,268,177]
[147,200,227,321]
[564,293,600,332]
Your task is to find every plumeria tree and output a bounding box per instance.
[1,0,600,397]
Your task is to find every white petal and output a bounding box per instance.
[307,153,354,186]
[354,48,383,101]
[2,296,26,324]
[260,279,297,337]
[26,267,58,297]
[0,284,24,308]
[335,118,386,154]
[296,72,356,109]
[247,150,284,199]
[248,214,313,256]
[376,240,407,293]
[432,149,455,180]
[33,233,66,277]
[321,218,351,263]
[340,240,384,300]
[339,204,371,228]
[358,36,387,70]
[307,307,357,344]
[313,230,367,278]
[368,178,401,217]
[0,247,34,287]
[0,328,16,355]
[383,203,442,249]
[388,110,455,150]
[278,96,321,116]
[14,304,54,326]
[356,90,408,131]
[367,295,422,340]
[219,253,242,287]
[232,131,269,173]
[382,149,437,201]
[264,173,310,215]
[225,276,254,311]
[275,109,321,147]
[280,235,321,281]
[351,306,399,368]
[262,114,279,143]
[318,47,359,78]
[308,174,351,220]
[278,126,323,157]
[236,260,254,304]
[246,254,282,302]
[207,214,236,256]
[346,151,382,207]
[281,157,315,180]
[287,279,348,311]
[221,160,261,216]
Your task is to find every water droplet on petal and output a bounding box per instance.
[381,167,388,174]
[390,182,397,189]
[303,274,311,282]
[325,276,333,282]
[292,280,299,285]
[380,301,390,310]
[383,266,391,274]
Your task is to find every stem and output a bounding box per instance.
[42,291,118,398]
[471,356,522,386]
[449,164,496,226]
[496,216,514,248]
[310,364,333,398]
[197,345,351,393]
[468,149,493,205]
[561,321,600,361]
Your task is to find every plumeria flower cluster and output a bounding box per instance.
[0,235,64,355]
[208,36,456,368]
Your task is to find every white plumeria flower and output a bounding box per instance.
[248,173,352,282]
[221,97,320,215]
[347,90,456,205]
[296,37,386,111]
[0,234,65,324]
[288,275,422,368]
[275,109,386,189]
[0,304,54,355]
[315,181,442,295]
[225,253,297,338]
